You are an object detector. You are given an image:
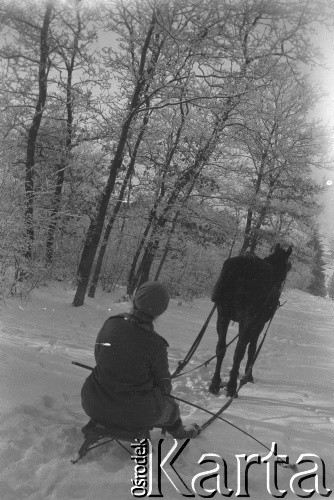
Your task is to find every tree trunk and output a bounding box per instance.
[45,157,66,264]
[249,179,276,253]
[126,200,161,296]
[135,161,205,289]
[46,5,80,265]
[126,103,188,295]
[87,182,129,298]
[73,12,157,306]
[239,123,277,254]
[72,119,134,307]
[240,208,253,254]
[127,100,231,294]
[132,120,221,289]
[154,242,170,282]
[24,2,52,259]
[88,108,150,298]
[153,210,179,281]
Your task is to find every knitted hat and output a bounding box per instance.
[134,281,170,318]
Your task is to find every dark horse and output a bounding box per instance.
[209,243,292,397]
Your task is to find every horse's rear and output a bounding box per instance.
[212,254,278,322]
[209,244,292,396]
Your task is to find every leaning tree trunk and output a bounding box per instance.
[126,200,161,296]
[88,108,150,298]
[24,2,53,259]
[126,158,175,296]
[72,13,159,307]
[132,120,222,289]
[135,160,206,289]
[128,163,195,292]
[153,210,180,281]
[135,232,161,287]
[126,99,190,295]
[72,118,133,307]
[87,178,131,298]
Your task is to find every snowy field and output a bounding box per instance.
[0,283,333,499]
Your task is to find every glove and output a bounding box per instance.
[168,422,201,439]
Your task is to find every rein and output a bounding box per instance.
[72,277,287,434]
[171,304,217,378]
[171,277,285,380]
[71,355,296,471]
[72,299,279,432]
[200,307,278,431]
[199,276,287,431]
[170,394,297,471]
[171,332,239,379]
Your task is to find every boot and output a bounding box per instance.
[165,418,201,439]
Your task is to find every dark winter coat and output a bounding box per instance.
[81,311,172,431]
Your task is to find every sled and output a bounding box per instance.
[71,419,150,464]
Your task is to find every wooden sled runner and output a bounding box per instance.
[71,419,150,464]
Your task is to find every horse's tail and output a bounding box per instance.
[211,260,233,303]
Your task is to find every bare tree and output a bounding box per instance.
[236,69,324,253]
[72,0,212,305]
[0,1,54,258]
[45,1,83,263]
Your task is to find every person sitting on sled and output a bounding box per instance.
[81,281,200,439]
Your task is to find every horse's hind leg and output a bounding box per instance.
[209,305,229,395]
[241,340,257,385]
[241,322,265,385]
[225,321,249,397]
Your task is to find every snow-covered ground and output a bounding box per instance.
[0,283,333,499]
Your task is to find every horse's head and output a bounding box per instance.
[265,243,292,283]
